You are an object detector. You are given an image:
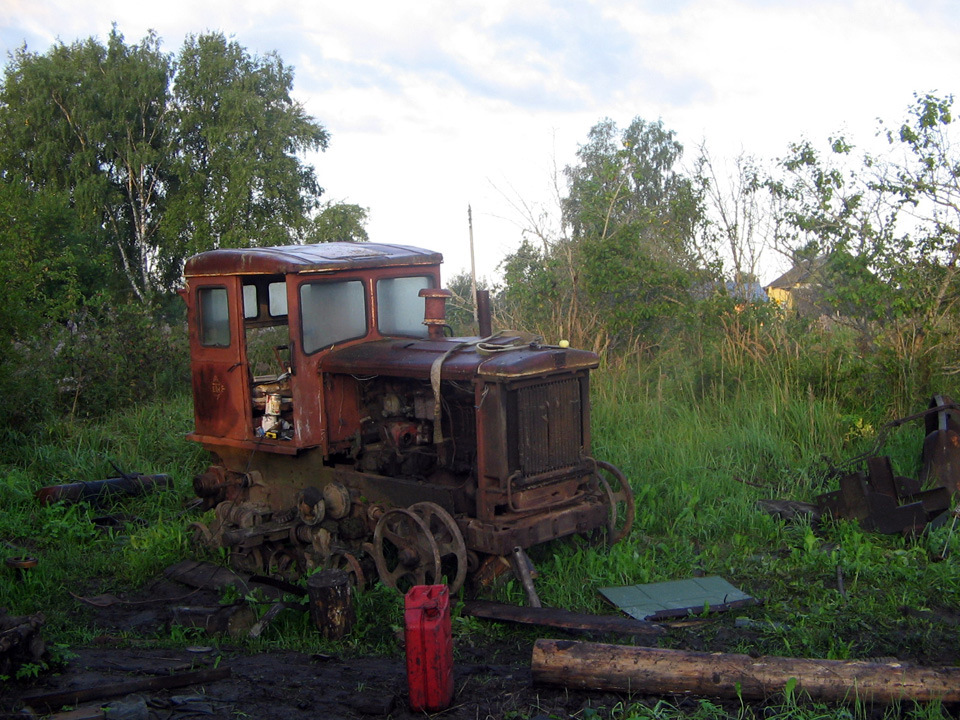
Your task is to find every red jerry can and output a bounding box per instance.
[404,584,454,711]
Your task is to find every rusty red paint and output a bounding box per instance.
[182,242,633,589]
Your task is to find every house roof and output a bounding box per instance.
[765,256,827,290]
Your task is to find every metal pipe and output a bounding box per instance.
[510,546,542,608]
[476,289,492,338]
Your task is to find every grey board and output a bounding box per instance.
[599,576,757,621]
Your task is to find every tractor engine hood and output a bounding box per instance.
[319,334,599,382]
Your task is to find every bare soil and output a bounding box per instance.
[5,570,959,719]
[1,575,632,720]
[5,644,588,719]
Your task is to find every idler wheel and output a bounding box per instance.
[595,460,636,545]
[369,508,441,592]
[408,502,467,594]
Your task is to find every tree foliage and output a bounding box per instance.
[0,27,341,430]
[165,32,330,270]
[0,28,173,302]
[0,27,330,303]
[499,117,708,349]
[768,93,960,403]
[770,94,960,326]
[306,201,370,243]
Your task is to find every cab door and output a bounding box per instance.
[187,276,250,440]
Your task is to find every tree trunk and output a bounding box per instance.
[531,640,960,704]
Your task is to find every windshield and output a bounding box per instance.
[377,276,433,337]
[300,280,367,353]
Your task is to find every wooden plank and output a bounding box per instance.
[164,560,252,593]
[532,640,960,704]
[46,707,105,720]
[21,667,232,710]
[461,601,664,637]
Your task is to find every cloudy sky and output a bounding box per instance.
[2,0,958,283]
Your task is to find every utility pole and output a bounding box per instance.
[468,205,478,325]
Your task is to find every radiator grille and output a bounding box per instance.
[516,377,582,477]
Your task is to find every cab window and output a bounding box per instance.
[198,287,230,347]
[377,276,433,337]
[269,282,288,317]
[300,280,366,353]
[242,285,259,319]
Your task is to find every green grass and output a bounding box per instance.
[0,393,207,642]
[1,333,959,718]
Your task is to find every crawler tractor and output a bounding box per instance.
[184,243,633,593]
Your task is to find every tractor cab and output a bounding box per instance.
[182,242,442,456]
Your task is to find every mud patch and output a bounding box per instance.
[2,644,631,719]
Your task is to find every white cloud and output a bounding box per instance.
[2,0,958,282]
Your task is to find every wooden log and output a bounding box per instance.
[306,569,354,640]
[462,601,664,638]
[531,640,960,704]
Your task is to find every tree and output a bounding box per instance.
[499,117,708,349]
[0,27,173,302]
[768,93,960,406]
[695,146,771,297]
[0,180,85,341]
[165,32,329,269]
[305,201,369,243]
[0,28,329,302]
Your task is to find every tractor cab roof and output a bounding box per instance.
[183,242,442,278]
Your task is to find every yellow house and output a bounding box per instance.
[764,257,827,312]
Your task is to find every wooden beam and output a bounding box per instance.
[463,601,664,638]
[21,667,232,710]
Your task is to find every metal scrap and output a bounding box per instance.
[0,609,46,677]
[813,395,960,534]
[817,456,950,534]
[920,394,960,495]
[600,576,757,621]
[36,474,172,506]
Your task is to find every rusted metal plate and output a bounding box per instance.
[817,455,951,534]
[921,395,960,495]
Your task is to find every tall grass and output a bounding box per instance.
[2,315,958,717]
[519,317,960,669]
[0,394,207,642]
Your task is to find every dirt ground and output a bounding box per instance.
[6,567,958,719]
[1,572,635,720]
[4,644,614,719]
